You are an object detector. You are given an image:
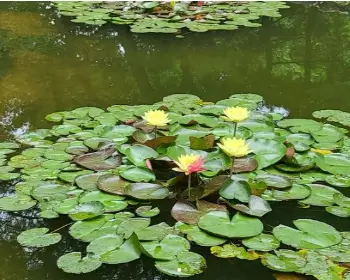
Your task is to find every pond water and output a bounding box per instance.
[1,2,350,280]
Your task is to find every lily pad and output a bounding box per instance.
[124,144,159,167]
[219,179,251,203]
[17,228,61,247]
[315,153,350,175]
[0,195,36,211]
[57,252,102,274]
[136,222,177,241]
[75,173,105,191]
[155,251,206,277]
[255,174,292,189]
[97,174,130,195]
[231,195,272,217]
[198,211,263,238]
[74,146,121,171]
[261,249,306,272]
[242,233,280,251]
[272,183,311,200]
[136,206,160,217]
[125,183,169,200]
[176,222,226,247]
[119,166,156,182]
[248,138,286,169]
[141,234,190,260]
[100,234,141,264]
[299,184,341,206]
[117,218,150,239]
[210,244,259,260]
[86,234,124,256]
[171,201,205,225]
[68,201,105,221]
[273,219,342,249]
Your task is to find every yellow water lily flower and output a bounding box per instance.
[310,148,332,155]
[218,137,251,157]
[173,154,205,175]
[142,110,170,127]
[222,106,249,122]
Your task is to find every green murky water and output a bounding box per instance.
[1,2,350,279]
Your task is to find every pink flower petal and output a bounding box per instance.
[145,159,153,171]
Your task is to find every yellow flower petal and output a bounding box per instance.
[174,154,201,174]
[218,137,251,157]
[222,106,249,122]
[142,110,170,127]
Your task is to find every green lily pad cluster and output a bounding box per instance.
[0,93,350,279]
[54,1,289,33]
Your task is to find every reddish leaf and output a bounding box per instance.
[196,200,227,212]
[171,200,205,225]
[232,158,258,173]
[190,135,215,150]
[144,136,177,149]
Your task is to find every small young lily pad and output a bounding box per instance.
[17,228,61,247]
[136,206,160,217]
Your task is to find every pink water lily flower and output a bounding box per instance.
[173,154,206,175]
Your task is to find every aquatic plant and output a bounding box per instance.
[0,93,350,278]
[53,1,289,34]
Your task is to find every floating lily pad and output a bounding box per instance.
[272,183,311,200]
[219,179,251,202]
[155,251,206,277]
[74,146,121,171]
[141,234,190,260]
[171,201,205,225]
[299,184,341,206]
[231,195,272,217]
[273,219,342,249]
[97,174,130,195]
[57,252,102,274]
[17,228,61,247]
[242,233,280,251]
[210,244,259,260]
[117,218,150,239]
[136,206,160,217]
[86,234,123,256]
[261,249,306,272]
[0,142,20,149]
[248,138,286,169]
[125,183,168,200]
[136,222,177,241]
[119,166,155,182]
[176,222,226,247]
[198,211,263,238]
[124,144,158,167]
[315,153,350,175]
[100,234,141,264]
[69,201,105,221]
[255,174,292,189]
[75,173,105,191]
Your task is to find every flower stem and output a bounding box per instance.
[154,126,157,139]
[188,174,191,199]
[233,122,237,137]
[230,157,235,177]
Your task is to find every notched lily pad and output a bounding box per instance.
[17,228,61,247]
